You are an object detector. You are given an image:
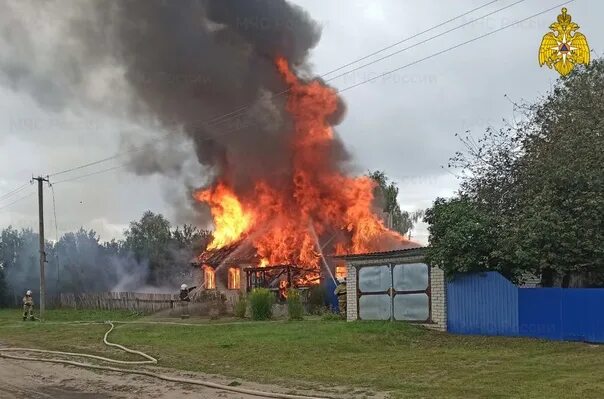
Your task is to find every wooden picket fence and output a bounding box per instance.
[60,292,178,313]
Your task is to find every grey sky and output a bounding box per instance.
[1,0,602,245]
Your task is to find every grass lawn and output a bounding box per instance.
[1,309,603,398]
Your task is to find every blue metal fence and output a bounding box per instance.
[518,288,563,340]
[448,272,518,335]
[448,272,604,343]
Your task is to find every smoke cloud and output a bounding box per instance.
[0,0,343,212]
[1,227,194,303]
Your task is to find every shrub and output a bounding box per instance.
[320,310,342,321]
[287,289,304,321]
[234,294,247,318]
[307,285,325,314]
[249,288,274,320]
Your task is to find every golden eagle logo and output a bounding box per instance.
[539,8,590,76]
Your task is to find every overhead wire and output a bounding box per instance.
[51,164,127,185]
[49,182,61,287]
[40,1,574,192]
[319,0,500,77]
[41,0,570,194]
[43,0,512,179]
[186,0,527,130]
[0,182,30,201]
[0,190,36,211]
[323,0,527,84]
[130,0,572,140]
[336,1,574,94]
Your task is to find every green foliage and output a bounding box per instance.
[249,288,274,320]
[0,212,211,300]
[425,197,516,280]
[286,289,304,321]
[368,170,413,235]
[123,211,174,284]
[430,59,604,286]
[124,211,211,285]
[0,267,7,307]
[307,285,325,314]
[234,294,247,318]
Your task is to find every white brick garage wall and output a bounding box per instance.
[336,248,447,331]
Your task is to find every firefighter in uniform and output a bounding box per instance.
[179,284,196,319]
[22,290,34,321]
[334,278,347,317]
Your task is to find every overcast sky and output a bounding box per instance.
[1,0,602,245]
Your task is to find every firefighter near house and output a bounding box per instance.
[179,284,197,319]
[334,278,347,317]
[22,290,35,321]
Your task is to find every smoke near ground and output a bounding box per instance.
[0,214,207,305]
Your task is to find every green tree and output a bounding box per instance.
[172,224,210,253]
[368,171,413,235]
[0,227,21,304]
[507,60,604,286]
[123,211,173,285]
[427,59,604,286]
[425,197,520,281]
[54,228,115,293]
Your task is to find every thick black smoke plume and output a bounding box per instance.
[0,1,352,207]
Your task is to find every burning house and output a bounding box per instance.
[190,57,419,304]
[68,0,418,302]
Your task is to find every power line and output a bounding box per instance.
[0,190,36,211]
[0,182,30,201]
[155,0,573,140]
[41,1,574,189]
[320,0,500,77]
[198,0,521,131]
[47,1,566,192]
[51,164,126,185]
[324,0,526,84]
[48,154,128,178]
[49,183,61,288]
[336,1,574,94]
[43,0,509,178]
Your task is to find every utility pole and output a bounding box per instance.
[32,176,49,321]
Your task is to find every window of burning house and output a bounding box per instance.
[204,267,216,289]
[228,267,240,290]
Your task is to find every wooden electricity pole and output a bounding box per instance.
[33,176,49,320]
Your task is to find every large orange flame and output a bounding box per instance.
[195,57,408,269]
[193,182,252,250]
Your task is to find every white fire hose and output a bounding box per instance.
[0,321,329,399]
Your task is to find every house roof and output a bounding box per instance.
[331,246,426,261]
[194,240,258,268]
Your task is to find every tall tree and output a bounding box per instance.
[426,59,604,286]
[368,171,413,235]
[508,60,604,286]
[123,211,173,284]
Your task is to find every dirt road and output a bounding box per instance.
[0,358,320,399]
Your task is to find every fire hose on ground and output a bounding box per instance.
[0,321,329,399]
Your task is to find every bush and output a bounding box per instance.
[287,289,304,321]
[249,288,274,320]
[234,294,247,318]
[307,285,325,314]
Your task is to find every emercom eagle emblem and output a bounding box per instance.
[538,8,590,76]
